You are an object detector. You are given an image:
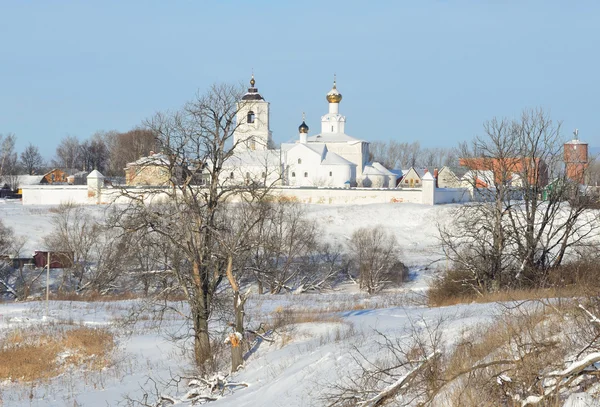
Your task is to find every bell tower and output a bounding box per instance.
[234,74,273,151]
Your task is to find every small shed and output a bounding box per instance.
[33,251,74,269]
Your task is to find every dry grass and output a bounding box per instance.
[428,258,600,307]
[49,290,140,302]
[0,326,115,383]
[430,285,586,307]
[436,306,569,406]
[270,305,343,330]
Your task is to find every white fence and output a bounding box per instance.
[21,173,474,206]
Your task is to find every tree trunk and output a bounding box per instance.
[225,256,245,372]
[231,290,245,372]
[192,302,211,368]
[192,260,212,368]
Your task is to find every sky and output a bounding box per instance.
[1,0,598,160]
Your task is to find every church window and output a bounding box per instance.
[246,172,250,179]
[331,126,334,132]
[291,172,296,177]
[230,172,234,179]
[304,172,308,178]
[298,158,302,164]
[329,171,332,177]
[250,140,256,150]
[261,172,266,178]
[247,111,255,123]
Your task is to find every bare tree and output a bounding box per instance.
[54,135,81,169]
[113,83,278,370]
[348,226,407,294]
[0,133,18,189]
[80,132,110,172]
[20,143,44,175]
[441,108,599,292]
[105,128,156,177]
[244,201,318,294]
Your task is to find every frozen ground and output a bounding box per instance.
[0,200,491,406]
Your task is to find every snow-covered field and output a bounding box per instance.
[0,201,513,405]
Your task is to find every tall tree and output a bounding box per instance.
[114,83,277,370]
[105,128,156,177]
[20,143,44,175]
[54,135,81,169]
[79,132,109,172]
[440,108,599,291]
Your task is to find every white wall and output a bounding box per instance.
[434,188,472,204]
[272,187,424,205]
[22,183,474,207]
[21,186,88,205]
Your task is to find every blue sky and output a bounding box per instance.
[1,1,598,158]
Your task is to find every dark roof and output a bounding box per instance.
[241,87,264,101]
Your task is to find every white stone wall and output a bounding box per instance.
[434,188,472,204]
[21,186,88,205]
[22,182,474,207]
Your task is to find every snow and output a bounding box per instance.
[0,199,586,406]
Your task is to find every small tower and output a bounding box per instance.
[298,112,309,144]
[234,74,273,151]
[564,129,588,184]
[321,75,346,134]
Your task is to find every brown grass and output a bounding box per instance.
[430,285,586,307]
[0,326,114,383]
[48,290,140,302]
[428,258,600,307]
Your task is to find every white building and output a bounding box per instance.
[227,76,394,188]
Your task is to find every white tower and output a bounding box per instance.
[321,76,346,134]
[234,75,273,151]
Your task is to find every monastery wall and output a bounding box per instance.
[21,185,89,205]
[20,176,473,206]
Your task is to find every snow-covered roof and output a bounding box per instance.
[370,162,395,176]
[126,153,170,167]
[307,133,365,144]
[286,143,355,166]
[224,150,281,168]
[16,175,44,186]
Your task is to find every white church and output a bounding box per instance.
[225,75,396,188]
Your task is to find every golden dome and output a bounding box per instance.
[250,74,255,87]
[326,79,342,103]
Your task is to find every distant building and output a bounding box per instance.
[124,152,172,186]
[459,157,548,188]
[398,168,428,188]
[437,166,468,188]
[564,130,588,184]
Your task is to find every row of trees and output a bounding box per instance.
[0,128,156,188]
[53,128,156,176]
[369,140,458,170]
[438,108,599,295]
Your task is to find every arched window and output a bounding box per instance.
[261,172,266,178]
[304,172,308,178]
[230,172,234,179]
[246,172,250,179]
[291,172,296,177]
[297,158,302,164]
[247,111,255,123]
[329,171,333,177]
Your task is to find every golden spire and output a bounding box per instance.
[326,74,342,103]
